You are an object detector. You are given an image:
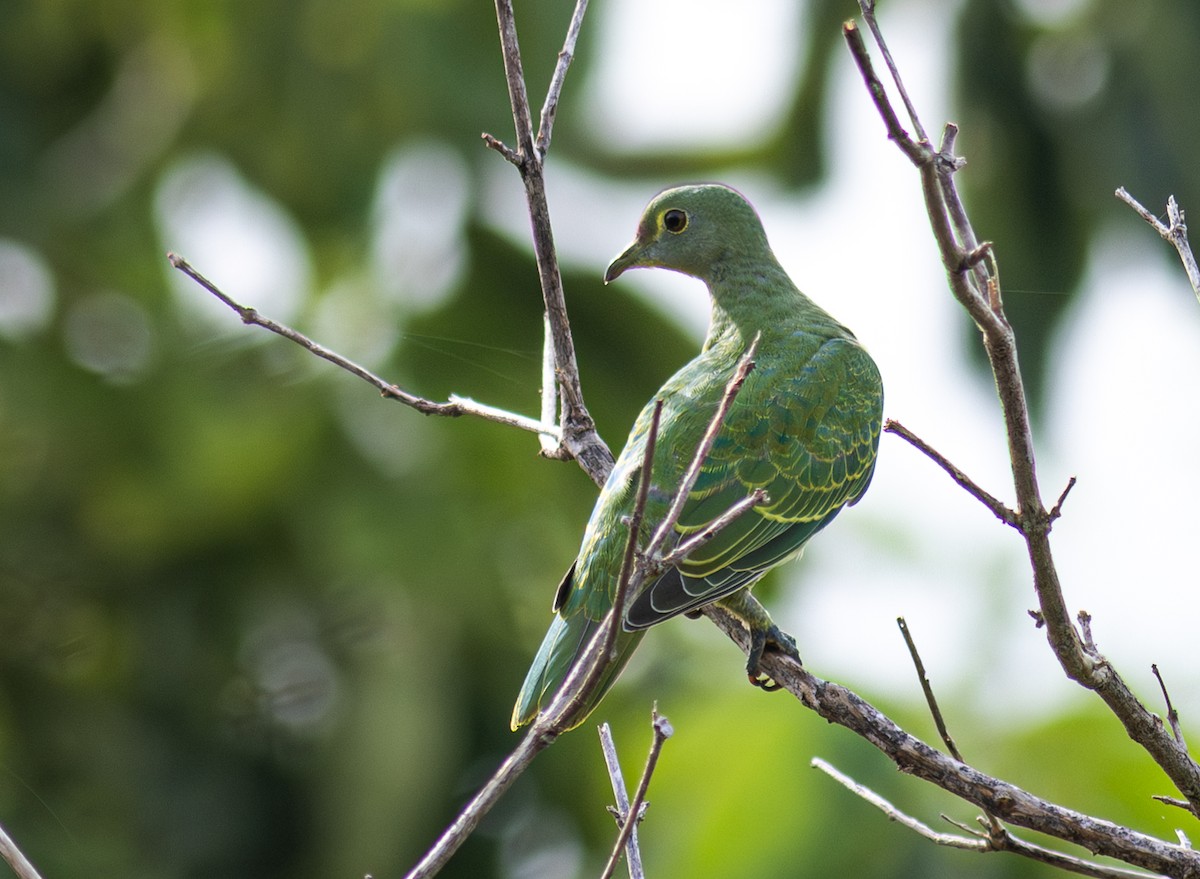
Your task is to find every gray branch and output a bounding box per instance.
[1115,188,1200,302]
[845,0,1200,821]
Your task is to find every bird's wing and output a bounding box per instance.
[626,337,882,628]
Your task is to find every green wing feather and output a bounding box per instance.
[626,337,882,628]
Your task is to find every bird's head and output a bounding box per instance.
[604,184,771,285]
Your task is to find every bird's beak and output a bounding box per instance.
[604,239,643,284]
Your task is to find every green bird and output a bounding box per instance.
[511,184,883,731]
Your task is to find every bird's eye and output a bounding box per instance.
[663,209,688,234]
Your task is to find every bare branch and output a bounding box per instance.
[897,617,963,761]
[660,488,767,566]
[1152,665,1190,754]
[538,312,559,454]
[840,20,925,164]
[847,4,1200,816]
[490,0,613,486]
[607,402,663,659]
[1116,188,1200,301]
[812,757,987,850]
[0,820,45,879]
[1049,476,1078,522]
[703,603,1196,878]
[815,757,1165,879]
[884,420,1017,526]
[167,254,560,438]
[598,723,645,879]
[535,0,589,158]
[403,727,554,879]
[600,709,674,879]
[858,1,928,144]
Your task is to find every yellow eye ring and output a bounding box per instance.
[663,209,688,234]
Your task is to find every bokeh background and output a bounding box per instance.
[3,0,1200,876]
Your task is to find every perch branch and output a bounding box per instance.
[406,357,773,876]
[848,1,1200,816]
[702,603,1196,877]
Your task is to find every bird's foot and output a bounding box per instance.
[714,590,801,691]
[746,623,800,691]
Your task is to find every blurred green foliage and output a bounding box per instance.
[0,0,1196,877]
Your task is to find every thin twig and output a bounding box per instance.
[1116,188,1200,301]
[812,759,1165,879]
[858,0,928,144]
[897,617,962,761]
[600,709,674,879]
[812,758,985,850]
[646,334,761,558]
[1152,665,1189,753]
[840,21,925,164]
[403,727,554,879]
[884,420,1018,526]
[1049,476,1078,522]
[167,254,559,438]
[608,403,662,658]
[898,618,1005,838]
[542,404,661,724]
[660,489,767,566]
[0,820,44,879]
[538,312,559,453]
[598,723,645,879]
[535,0,589,158]
[1154,796,1194,814]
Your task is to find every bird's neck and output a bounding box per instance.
[702,252,846,353]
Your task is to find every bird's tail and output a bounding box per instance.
[511,612,644,731]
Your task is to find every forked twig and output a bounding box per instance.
[1115,188,1200,302]
[487,0,613,484]
[598,723,646,879]
[600,710,674,879]
[812,759,1166,879]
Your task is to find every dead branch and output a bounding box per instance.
[1115,189,1200,302]
[599,722,646,879]
[812,759,1165,879]
[0,820,44,879]
[600,709,673,879]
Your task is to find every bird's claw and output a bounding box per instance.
[746,623,800,691]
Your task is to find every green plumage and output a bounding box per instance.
[512,184,883,731]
